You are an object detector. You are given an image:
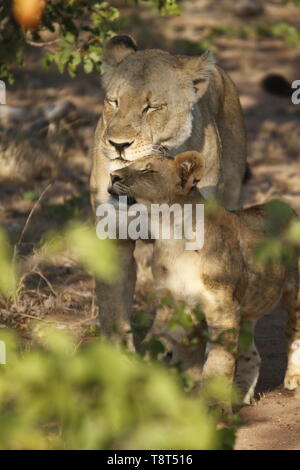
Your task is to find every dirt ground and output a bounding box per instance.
[235,307,300,450]
[1,0,300,450]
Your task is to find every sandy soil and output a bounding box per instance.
[236,307,300,450]
[1,0,300,450]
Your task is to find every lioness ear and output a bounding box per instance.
[177,51,215,99]
[175,151,205,194]
[103,35,137,68]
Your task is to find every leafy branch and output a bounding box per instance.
[0,0,180,83]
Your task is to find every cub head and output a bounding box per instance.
[100,35,215,161]
[108,151,205,205]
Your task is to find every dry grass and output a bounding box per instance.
[0,128,68,183]
[0,117,95,338]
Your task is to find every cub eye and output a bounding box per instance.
[139,165,156,174]
[106,98,118,108]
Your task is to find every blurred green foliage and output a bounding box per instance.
[23,190,39,202]
[0,327,231,450]
[39,222,119,282]
[0,218,238,450]
[209,22,300,48]
[0,197,298,449]
[255,200,300,266]
[174,19,300,55]
[0,221,119,301]
[0,0,180,83]
[288,0,300,5]
[45,190,90,220]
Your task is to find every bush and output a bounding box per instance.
[0,0,180,83]
[0,222,237,450]
[0,328,231,450]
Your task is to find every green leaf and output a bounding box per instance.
[239,322,253,352]
[72,51,82,67]
[141,337,165,360]
[286,220,300,246]
[83,58,94,74]
[169,302,194,331]
[65,223,119,282]
[23,191,39,201]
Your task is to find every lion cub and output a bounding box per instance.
[110,151,300,404]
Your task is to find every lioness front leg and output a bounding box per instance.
[96,239,136,350]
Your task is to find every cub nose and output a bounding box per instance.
[111,173,123,185]
[109,140,134,153]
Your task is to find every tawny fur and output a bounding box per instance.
[90,35,247,348]
[110,151,300,404]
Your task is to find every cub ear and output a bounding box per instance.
[103,35,137,68]
[175,151,205,194]
[177,50,215,99]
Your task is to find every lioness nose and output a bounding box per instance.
[109,140,134,153]
[111,173,123,185]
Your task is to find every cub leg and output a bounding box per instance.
[235,321,261,404]
[202,305,240,408]
[282,270,300,390]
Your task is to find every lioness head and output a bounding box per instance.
[100,35,215,161]
[109,151,205,204]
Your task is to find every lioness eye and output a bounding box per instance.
[142,104,160,114]
[106,98,118,108]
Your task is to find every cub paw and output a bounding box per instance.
[285,340,300,390]
[284,373,300,391]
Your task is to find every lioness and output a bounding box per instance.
[90,35,246,347]
[109,151,300,404]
